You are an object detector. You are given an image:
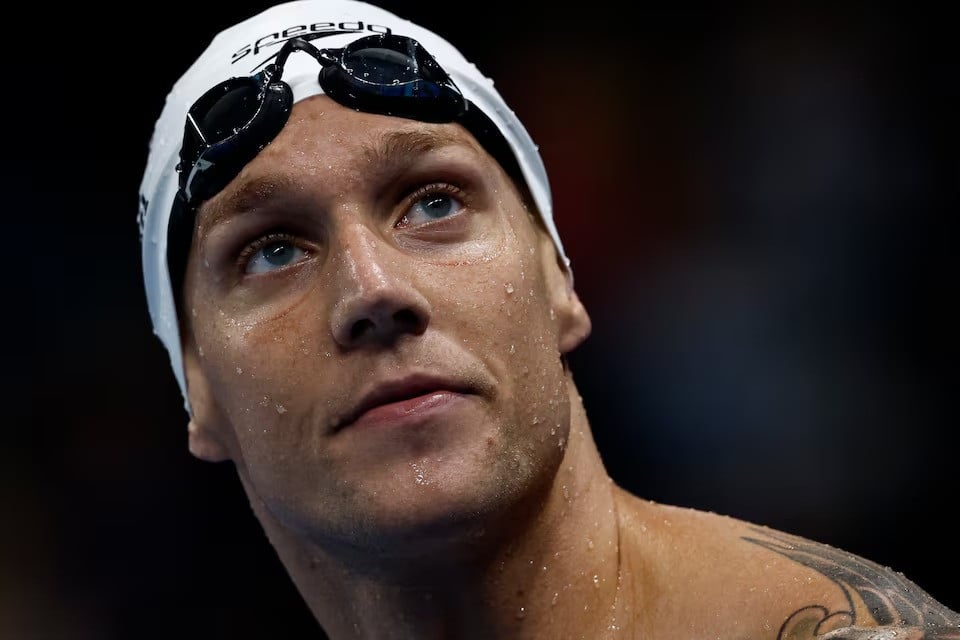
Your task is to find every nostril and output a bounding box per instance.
[350,318,375,341]
[393,308,421,333]
[341,307,427,346]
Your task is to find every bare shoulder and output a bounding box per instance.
[612,487,959,639]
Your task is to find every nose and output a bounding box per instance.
[329,223,430,349]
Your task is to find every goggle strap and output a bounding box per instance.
[458,102,525,198]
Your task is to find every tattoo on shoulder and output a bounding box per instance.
[741,527,960,640]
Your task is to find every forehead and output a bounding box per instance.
[194,94,501,224]
[260,94,486,167]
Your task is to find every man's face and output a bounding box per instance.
[182,95,590,554]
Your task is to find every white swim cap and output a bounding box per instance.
[138,0,569,413]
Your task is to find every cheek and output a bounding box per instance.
[453,245,559,364]
[193,310,347,515]
[191,293,338,452]
[436,246,570,442]
[199,273,335,373]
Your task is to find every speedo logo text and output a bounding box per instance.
[232,21,393,64]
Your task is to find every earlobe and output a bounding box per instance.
[188,418,230,462]
[557,285,591,354]
[182,339,233,463]
[539,234,592,355]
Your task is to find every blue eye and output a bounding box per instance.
[417,194,458,219]
[399,191,464,227]
[245,238,308,274]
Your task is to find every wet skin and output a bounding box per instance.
[181,93,591,567]
[177,95,958,639]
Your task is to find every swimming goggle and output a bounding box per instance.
[167,33,522,296]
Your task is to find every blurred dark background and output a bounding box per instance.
[10,2,956,638]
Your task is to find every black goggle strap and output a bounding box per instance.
[457,102,526,199]
[167,189,195,313]
[275,37,339,71]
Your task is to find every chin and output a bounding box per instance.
[279,458,555,568]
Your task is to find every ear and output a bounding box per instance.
[182,337,233,463]
[539,232,591,355]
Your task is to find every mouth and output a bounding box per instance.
[334,375,476,432]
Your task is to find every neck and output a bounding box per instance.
[246,378,624,640]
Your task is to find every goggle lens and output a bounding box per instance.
[200,84,261,140]
[345,47,419,84]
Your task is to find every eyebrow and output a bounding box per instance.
[361,128,479,171]
[197,128,479,232]
[197,173,299,233]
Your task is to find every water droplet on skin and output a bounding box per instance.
[531,416,539,425]
[552,592,559,605]
[562,484,570,500]
[198,346,204,357]
[515,606,526,620]
[504,282,515,294]
[275,403,286,414]
[509,344,515,354]
[236,367,243,374]
[587,537,595,550]
[411,461,427,485]
[593,574,600,588]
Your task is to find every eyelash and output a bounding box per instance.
[235,230,304,270]
[231,181,469,271]
[398,182,467,224]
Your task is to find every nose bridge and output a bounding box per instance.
[329,219,430,348]
[335,220,389,287]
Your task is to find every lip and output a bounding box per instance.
[335,374,475,432]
